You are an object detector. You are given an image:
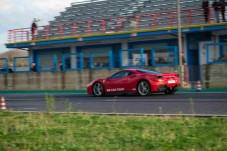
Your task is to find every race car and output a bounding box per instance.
[87,69,181,96]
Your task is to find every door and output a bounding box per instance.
[190,49,200,81]
[105,71,132,93]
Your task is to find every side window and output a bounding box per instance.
[127,71,134,76]
[110,71,126,79]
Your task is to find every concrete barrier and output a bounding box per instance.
[0,64,226,90]
[202,64,227,89]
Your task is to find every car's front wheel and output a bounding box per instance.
[92,82,105,96]
[137,81,150,96]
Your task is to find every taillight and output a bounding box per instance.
[175,74,180,78]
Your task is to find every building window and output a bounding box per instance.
[37,54,57,72]
[151,46,178,66]
[120,48,146,68]
[62,53,83,70]
[13,56,31,72]
[89,50,113,69]
[207,43,227,64]
[0,58,10,74]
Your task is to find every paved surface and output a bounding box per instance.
[1,92,227,115]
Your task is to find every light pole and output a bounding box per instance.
[177,0,183,66]
[176,0,184,82]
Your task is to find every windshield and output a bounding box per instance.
[137,69,161,74]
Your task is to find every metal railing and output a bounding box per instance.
[7,6,222,43]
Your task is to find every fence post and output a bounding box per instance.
[152,13,157,29]
[102,19,106,33]
[87,21,91,35]
[118,16,123,31]
[135,15,140,30]
[73,22,77,35]
[188,10,192,25]
[8,30,11,43]
[27,31,29,41]
[169,11,174,27]
[21,29,23,41]
[14,30,16,42]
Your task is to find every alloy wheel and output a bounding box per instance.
[137,81,150,96]
[93,82,104,96]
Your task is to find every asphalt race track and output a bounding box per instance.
[2,92,227,116]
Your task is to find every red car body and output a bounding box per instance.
[87,69,181,96]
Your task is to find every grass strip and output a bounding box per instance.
[0,112,226,151]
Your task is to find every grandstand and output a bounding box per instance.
[37,0,203,39]
[6,0,222,42]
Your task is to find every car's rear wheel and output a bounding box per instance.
[92,82,104,96]
[137,81,150,96]
[164,87,176,95]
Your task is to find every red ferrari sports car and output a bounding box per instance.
[87,69,181,96]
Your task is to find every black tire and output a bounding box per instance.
[164,87,176,95]
[137,80,150,96]
[92,82,105,97]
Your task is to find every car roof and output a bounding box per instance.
[123,68,162,74]
[122,68,139,72]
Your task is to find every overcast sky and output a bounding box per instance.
[0,0,86,54]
